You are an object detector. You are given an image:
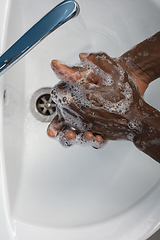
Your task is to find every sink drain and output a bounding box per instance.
[36,93,56,116]
[30,88,56,122]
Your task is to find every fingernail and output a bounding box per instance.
[59,131,76,148]
[79,53,89,60]
[95,135,103,143]
[51,60,60,70]
[64,131,76,140]
[47,127,58,138]
[83,131,94,141]
[92,135,104,149]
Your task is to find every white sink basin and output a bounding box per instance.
[1,0,160,239]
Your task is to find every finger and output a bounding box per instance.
[64,131,77,140]
[51,60,86,83]
[80,131,105,149]
[79,131,94,144]
[59,129,77,147]
[92,135,106,149]
[83,131,95,141]
[51,59,101,84]
[79,52,118,75]
[80,131,106,149]
[95,135,104,143]
[79,52,113,65]
[78,131,94,147]
[47,115,64,138]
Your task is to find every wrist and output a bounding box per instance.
[132,102,160,162]
[116,58,148,96]
[117,31,160,95]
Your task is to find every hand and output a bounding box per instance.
[47,52,146,148]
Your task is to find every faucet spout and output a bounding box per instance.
[0,0,80,75]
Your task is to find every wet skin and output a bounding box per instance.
[47,32,160,163]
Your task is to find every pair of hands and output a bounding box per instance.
[47,52,149,149]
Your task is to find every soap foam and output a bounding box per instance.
[51,58,135,137]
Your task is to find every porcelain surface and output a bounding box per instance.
[0,0,160,239]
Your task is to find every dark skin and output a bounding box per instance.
[47,32,160,163]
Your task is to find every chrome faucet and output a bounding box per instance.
[0,0,80,75]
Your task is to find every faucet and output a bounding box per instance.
[0,0,80,75]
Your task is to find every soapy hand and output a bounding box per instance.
[47,52,146,148]
[47,31,160,162]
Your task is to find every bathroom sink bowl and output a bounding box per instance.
[1,0,160,239]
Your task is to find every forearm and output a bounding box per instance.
[133,103,160,163]
[117,31,160,94]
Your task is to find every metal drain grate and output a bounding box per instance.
[36,93,56,116]
[30,88,56,122]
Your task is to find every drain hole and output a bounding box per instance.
[30,88,56,122]
[36,94,56,116]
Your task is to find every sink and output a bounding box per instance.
[1,0,160,239]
